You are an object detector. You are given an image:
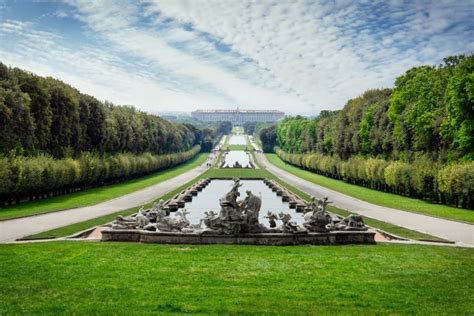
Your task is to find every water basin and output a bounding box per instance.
[223,151,251,168]
[181,179,304,227]
[228,135,247,145]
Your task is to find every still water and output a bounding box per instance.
[228,135,247,145]
[181,179,304,227]
[223,151,251,168]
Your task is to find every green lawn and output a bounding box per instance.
[0,242,472,314]
[0,153,208,221]
[327,207,448,242]
[266,153,474,224]
[224,144,252,151]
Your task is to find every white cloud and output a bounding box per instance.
[0,0,472,115]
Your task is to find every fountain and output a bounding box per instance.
[221,150,253,168]
[102,178,375,245]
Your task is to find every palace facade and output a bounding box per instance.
[191,108,285,125]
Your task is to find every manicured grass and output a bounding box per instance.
[266,153,474,224]
[206,167,269,178]
[0,242,472,314]
[224,144,252,151]
[0,154,208,221]
[25,208,138,239]
[328,207,448,242]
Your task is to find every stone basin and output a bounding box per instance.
[102,229,376,245]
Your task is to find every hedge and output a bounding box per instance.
[0,145,200,206]
[275,147,473,209]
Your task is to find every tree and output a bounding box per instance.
[217,121,232,135]
[259,125,277,152]
[0,67,35,154]
[243,121,257,135]
[47,81,81,157]
[14,72,52,152]
[441,55,474,160]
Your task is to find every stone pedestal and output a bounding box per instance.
[101,230,376,245]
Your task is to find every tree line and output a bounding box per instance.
[0,62,208,157]
[0,62,226,206]
[242,121,268,136]
[260,54,473,209]
[0,145,200,207]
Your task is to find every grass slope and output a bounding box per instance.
[0,242,472,314]
[0,153,208,221]
[266,153,474,224]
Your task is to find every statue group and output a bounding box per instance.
[111,177,367,234]
[202,178,265,234]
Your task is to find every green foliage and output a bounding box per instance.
[0,153,207,220]
[441,55,474,160]
[389,66,446,154]
[437,161,474,208]
[0,145,201,206]
[259,125,277,152]
[216,121,232,135]
[275,147,473,209]
[242,121,257,134]
[358,103,376,154]
[267,153,474,222]
[275,116,314,153]
[384,161,412,194]
[258,54,473,208]
[0,62,224,205]
[261,54,472,163]
[0,62,212,157]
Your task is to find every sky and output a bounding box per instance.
[0,0,473,115]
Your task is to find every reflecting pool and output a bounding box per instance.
[228,135,247,145]
[181,179,304,227]
[223,151,251,168]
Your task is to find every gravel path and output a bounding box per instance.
[256,152,474,247]
[0,155,214,243]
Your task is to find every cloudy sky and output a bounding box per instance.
[0,0,473,115]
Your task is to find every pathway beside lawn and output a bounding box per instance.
[256,152,474,247]
[0,154,214,243]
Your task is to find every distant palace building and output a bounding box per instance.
[191,108,285,125]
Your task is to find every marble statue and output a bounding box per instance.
[142,208,193,232]
[240,190,262,225]
[334,214,368,231]
[203,178,265,234]
[265,211,278,228]
[278,212,299,232]
[302,196,333,232]
[111,206,150,230]
[109,180,369,237]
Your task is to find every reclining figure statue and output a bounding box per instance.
[203,178,266,234]
[111,199,194,232]
[302,196,334,232]
[334,214,368,231]
[152,209,191,232]
[112,205,152,230]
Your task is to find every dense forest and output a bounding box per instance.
[0,62,223,206]
[260,54,473,209]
